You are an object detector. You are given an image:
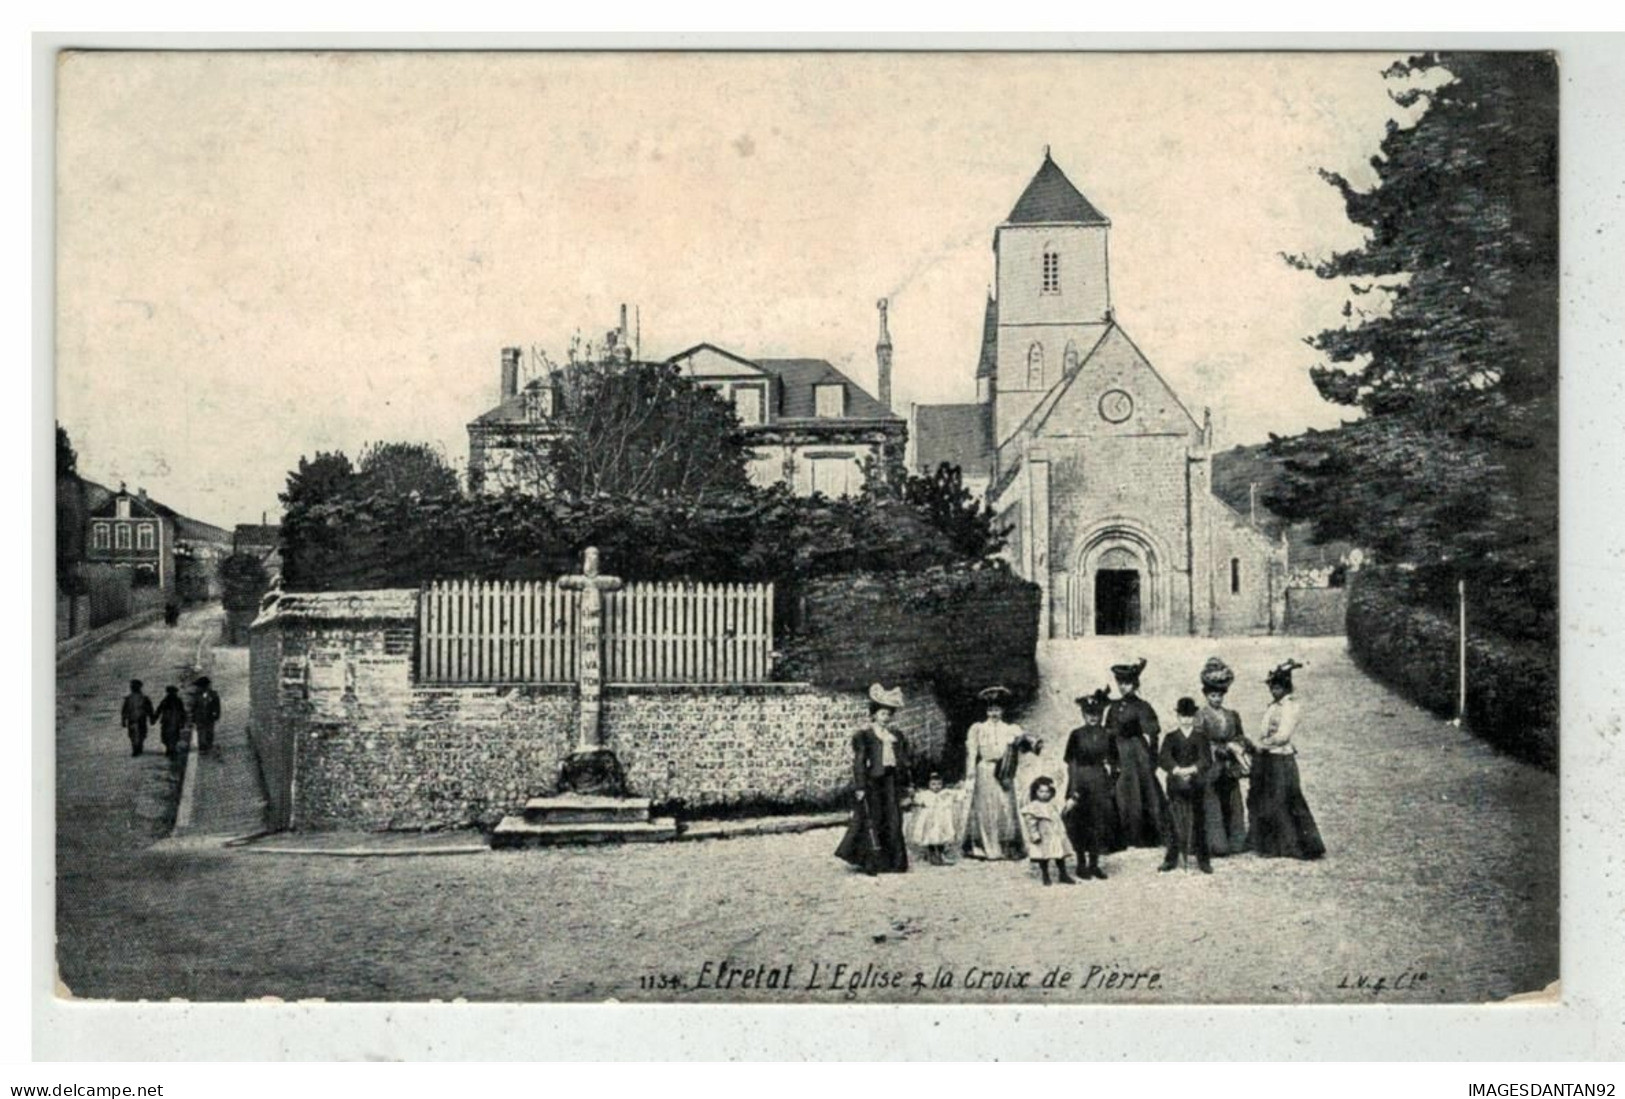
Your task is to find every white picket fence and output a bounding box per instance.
[417,579,774,685]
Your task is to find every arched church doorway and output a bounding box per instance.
[1094,555,1142,635]
[1071,525,1167,637]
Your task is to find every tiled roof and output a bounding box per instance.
[752,359,901,422]
[1006,153,1109,226]
[914,403,993,478]
[234,524,281,546]
[975,294,998,379]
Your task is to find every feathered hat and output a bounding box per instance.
[1074,686,1112,715]
[1199,657,1235,693]
[1266,659,1306,690]
[1109,657,1148,685]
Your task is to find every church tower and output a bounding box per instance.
[992,148,1113,446]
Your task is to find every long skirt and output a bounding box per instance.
[1114,738,1166,847]
[1247,754,1325,860]
[1202,775,1250,856]
[1065,766,1120,860]
[835,769,909,873]
[963,760,1020,859]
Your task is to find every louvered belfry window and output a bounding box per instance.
[1042,249,1060,293]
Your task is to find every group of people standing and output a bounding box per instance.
[835,656,1325,880]
[119,676,221,759]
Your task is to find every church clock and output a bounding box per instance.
[1098,388,1134,424]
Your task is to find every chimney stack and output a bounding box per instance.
[875,298,893,413]
[500,347,521,400]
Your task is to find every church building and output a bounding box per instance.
[912,150,1286,638]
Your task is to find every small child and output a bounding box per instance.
[909,773,961,865]
[1021,777,1075,885]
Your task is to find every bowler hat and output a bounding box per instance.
[1176,697,1199,717]
[195,676,211,689]
[868,683,905,711]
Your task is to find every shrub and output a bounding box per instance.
[777,564,1042,780]
[1346,568,1556,771]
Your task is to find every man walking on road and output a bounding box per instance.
[155,685,187,759]
[193,676,221,754]
[120,679,155,757]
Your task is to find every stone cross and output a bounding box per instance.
[559,547,623,752]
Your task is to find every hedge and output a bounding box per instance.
[777,564,1042,782]
[1346,568,1556,771]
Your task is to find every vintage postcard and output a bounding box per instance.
[49,47,1563,1024]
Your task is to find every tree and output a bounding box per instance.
[1268,52,1557,636]
[356,441,461,498]
[528,360,753,501]
[219,552,272,613]
[55,423,87,593]
[278,451,358,588]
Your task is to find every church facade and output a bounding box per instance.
[912,152,1286,638]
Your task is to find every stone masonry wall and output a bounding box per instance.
[250,590,949,831]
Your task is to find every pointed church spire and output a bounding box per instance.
[1005,150,1109,226]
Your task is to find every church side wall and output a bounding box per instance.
[249,599,947,830]
[1207,503,1285,636]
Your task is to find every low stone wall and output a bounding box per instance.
[250,590,949,831]
[1283,587,1348,636]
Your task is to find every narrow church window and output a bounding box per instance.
[1026,343,1044,389]
[1042,249,1060,294]
[1231,557,1241,594]
[1063,340,1080,375]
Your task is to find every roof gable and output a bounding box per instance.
[1005,153,1109,227]
[667,343,770,379]
[1028,324,1202,439]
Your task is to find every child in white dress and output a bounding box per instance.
[908,773,962,865]
[1021,777,1076,885]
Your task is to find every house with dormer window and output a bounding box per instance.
[87,484,174,594]
[663,338,905,498]
[468,306,908,498]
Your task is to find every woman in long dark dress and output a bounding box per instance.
[835,683,912,875]
[1194,656,1254,856]
[1106,658,1166,848]
[1248,660,1326,860]
[1063,687,1120,880]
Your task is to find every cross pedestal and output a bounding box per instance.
[558,547,626,796]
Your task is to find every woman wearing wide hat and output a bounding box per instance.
[1247,660,1326,860]
[1106,658,1167,848]
[836,683,913,875]
[1194,656,1254,856]
[961,685,1025,860]
[1063,687,1121,880]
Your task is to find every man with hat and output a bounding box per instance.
[1063,687,1120,880]
[1105,658,1167,849]
[1194,656,1254,856]
[962,684,1025,860]
[154,685,188,759]
[119,679,155,757]
[193,676,222,754]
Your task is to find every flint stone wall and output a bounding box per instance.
[249,589,947,831]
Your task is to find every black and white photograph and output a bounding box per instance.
[47,46,1569,1024]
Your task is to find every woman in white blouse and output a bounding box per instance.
[962,685,1025,860]
[1247,660,1326,860]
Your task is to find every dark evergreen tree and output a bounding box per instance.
[1268,51,1557,638]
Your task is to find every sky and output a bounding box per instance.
[55,51,1415,527]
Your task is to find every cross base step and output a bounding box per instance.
[521,794,653,825]
[490,816,680,848]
